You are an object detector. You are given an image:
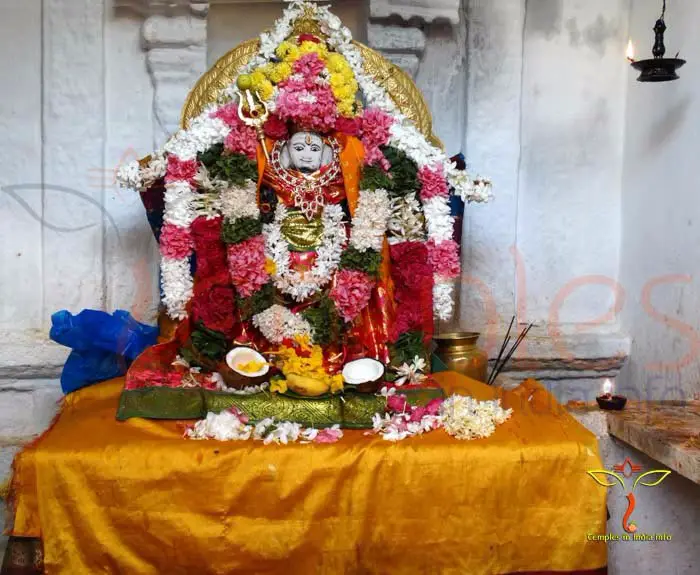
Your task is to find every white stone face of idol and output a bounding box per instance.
[287,131,324,172]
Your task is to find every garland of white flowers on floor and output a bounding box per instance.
[118,1,492,322]
[186,408,344,444]
[185,393,513,444]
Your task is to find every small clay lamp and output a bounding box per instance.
[596,378,627,411]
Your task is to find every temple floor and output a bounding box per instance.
[5,373,607,575]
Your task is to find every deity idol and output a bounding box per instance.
[117,3,481,414]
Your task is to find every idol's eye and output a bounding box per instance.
[310,145,321,152]
[293,145,305,151]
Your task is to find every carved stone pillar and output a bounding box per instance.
[115,1,209,146]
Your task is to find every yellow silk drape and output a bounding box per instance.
[8,374,606,575]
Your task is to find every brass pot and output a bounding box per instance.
[433,332,488,382]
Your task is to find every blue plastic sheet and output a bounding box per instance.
[50,309,159,394]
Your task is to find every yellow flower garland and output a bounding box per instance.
[255,39,359,118]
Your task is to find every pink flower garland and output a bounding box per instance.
[294,52,326,78]
[276,54,338,133]
[227,235,269,298]
[330,269,375,322]
[387,395,443,422]
[361,108,393,169]
[165,156,198,184]
[213,104,258,160]
[426,239,460,279]
[418,165,449,201]
[276,84,338,133]
[160,223,194,259]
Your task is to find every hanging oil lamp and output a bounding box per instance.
[629,0,685,82]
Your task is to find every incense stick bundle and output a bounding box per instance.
[487,320,533,385]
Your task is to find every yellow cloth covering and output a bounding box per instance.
[8,373,606,575]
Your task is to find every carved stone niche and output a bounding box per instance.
[367,0,460,79]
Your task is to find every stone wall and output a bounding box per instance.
[618,0,700,403]
[0,0,654,557]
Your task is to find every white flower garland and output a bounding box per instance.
[433,282,455,322]
[387,194,425,244]
[441,396,513,440]
[264,203,347,302]
[349,189,391,252]
[370,394,512,442]
[252,304,312,344]
[421,196,455,243]
[161,258,194,320]
[163,181,196,227]
[219,181,260,221]
[117,161,142,190]
[186,410,344,445]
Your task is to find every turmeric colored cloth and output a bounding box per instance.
[8,374,606,575]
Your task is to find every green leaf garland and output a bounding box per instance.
[339,246,382,277]
[382,146,418,196]
[190,323,229,361]
[236,283,274,321]
[360,165,393,191]
[301,297,344,346]
[198,146,258,187]
[221,216,263,245]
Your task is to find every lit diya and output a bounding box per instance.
[596,378,627,411]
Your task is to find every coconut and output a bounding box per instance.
[219,347,270,389]
[342,358,385,394]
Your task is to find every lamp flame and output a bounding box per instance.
[602,379,614,395]
[626,39,635,62]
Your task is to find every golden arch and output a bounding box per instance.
[180,39,443,149]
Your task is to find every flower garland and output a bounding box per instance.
[252,305,312,344]
[116,1,493,324]
[369,393,513,442]
[185,408,344,444]
[348,188,391,252]
[264,203,346,302]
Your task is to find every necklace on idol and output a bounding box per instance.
[264,202,347,302]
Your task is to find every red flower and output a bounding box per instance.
[165,156,198,184]
[263,115,289,140]
[390,242,431,290]
[160,223,193,259]
[298,34,321,44]
[425,398,443,416]
[390,242,434,340]
[192,273,236,336]
[409,406,427,422]
[125,369,184,390]
[192,217,227,279]
[335,116,362,136]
